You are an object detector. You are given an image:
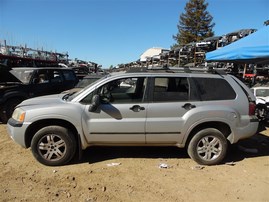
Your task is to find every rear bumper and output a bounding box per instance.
[228,117,259,144]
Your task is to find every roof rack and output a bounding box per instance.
[126,66,227,75]
[181,66,227,75]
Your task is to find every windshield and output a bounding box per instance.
[256,88,269,97]
[10,69,34,84]
[66,75,108,101]
[76,77,101,88]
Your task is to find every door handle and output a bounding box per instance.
[130,105,145,112]
[182,103,196,110]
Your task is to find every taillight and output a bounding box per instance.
[249,101,256,116]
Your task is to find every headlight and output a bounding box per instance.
[12,108,26,122]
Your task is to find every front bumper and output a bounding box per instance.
[7,118,31,148]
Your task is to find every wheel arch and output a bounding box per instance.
[3,91,28,103]
[185,121,232,147]
[24,119,80,148]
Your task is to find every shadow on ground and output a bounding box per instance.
[77,146,189,165]
[72,130,269,166]
[225,133,269,163]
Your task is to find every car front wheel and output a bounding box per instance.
[31,126,76,166]
[187,128,228,165]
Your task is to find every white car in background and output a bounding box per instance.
[251,86,269,120]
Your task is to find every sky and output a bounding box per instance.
[0,0,268,68]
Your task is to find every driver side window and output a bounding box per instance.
[98,77,146,104]
[80,77,146,105]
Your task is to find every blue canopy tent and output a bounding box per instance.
[206,26,269,64]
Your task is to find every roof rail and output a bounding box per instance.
[126,67,148,73]
[182,66,227,75]
[125,66,227,75]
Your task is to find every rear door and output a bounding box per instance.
[47,69,66,93]
[145,76,196,144]
[62,70,78,90]
[145,76,238,144]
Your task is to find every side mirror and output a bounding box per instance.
[88,94,100,112]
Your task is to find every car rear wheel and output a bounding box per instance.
[187,128,228,165]
[31,126,76,166]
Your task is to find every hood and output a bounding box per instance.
[18,94,65,107]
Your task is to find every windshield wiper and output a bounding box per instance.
[62,94,70,101]
[62,92,77,101]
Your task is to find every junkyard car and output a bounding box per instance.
[251,86,269,120]
[7,67,259,166]
[0,66,78,123]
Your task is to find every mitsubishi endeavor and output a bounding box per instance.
[7,67,259,166]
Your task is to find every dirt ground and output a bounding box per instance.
[0,123,269,202]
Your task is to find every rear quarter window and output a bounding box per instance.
[193,77,236,100]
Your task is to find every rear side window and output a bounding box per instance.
[153,77,189,102]
[62,70,76,81]
[193,78,236,100]
[50,70,63,83]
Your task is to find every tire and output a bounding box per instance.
[31,126,77,166]
[1,98,23,123]
[0,107,5,123]
[187,128,228,165]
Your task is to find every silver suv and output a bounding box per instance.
[7,67,259,166]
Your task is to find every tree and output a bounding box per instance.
[173,0,215,46]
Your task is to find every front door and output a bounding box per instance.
[82,77,147,144]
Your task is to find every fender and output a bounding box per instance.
[180,105,236,145]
